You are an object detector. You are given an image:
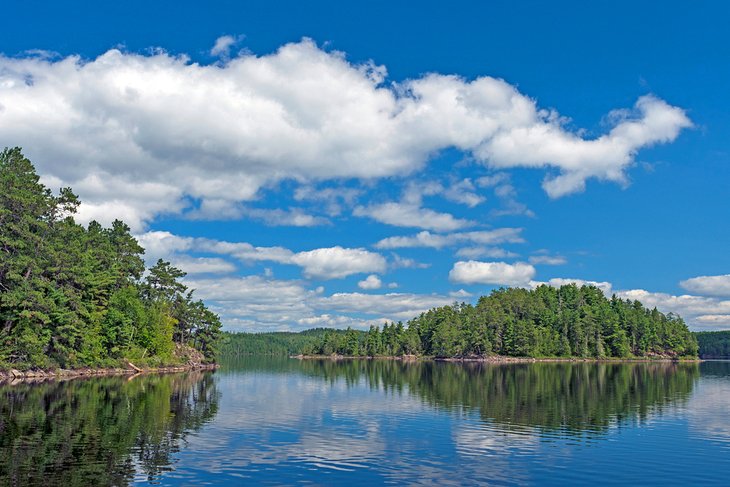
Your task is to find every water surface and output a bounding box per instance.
[1,359,729,485]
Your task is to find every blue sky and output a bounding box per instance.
[1,0,729,331]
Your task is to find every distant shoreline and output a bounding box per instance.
[291,354,701,363]
[0,363,218,384]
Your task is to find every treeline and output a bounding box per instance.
[220,328,354,356]
[694,331,730,358]
[308,285,698,358]
[0,148,221,369]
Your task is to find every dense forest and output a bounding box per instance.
[220,328,356,356]
[694,331,730,358]
[302,285,698,359]
[0,147,222,369]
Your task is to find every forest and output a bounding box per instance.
[0,148,222,369]
[299,285,699,359]
[220,328,351,356]
[694,331,730,358]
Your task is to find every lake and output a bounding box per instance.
[1,358,729,486]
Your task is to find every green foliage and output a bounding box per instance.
[303,285,698,359]
[220,328,360,356]
[0,148,222,368]
[694,330,730,358]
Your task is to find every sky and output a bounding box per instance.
[1,0,729,331]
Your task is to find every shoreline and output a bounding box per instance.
[0,362,219,384]
[291,354,701,363]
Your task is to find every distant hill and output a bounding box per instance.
[694,331,730,358]
[220,328,362,356]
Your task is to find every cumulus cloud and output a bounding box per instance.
[185,275,454,331]
[313,292,455,321]
[0,39,690,229]
[186,275,317,329]
[449,289,473,298]
[171,256,237,275]
[680,274,730,298]
[442,178,485,207]
[358,274,382,290]
[289,246,386,279]
[353,202,472,231]
[137,231,385,280]
[187,202,331,226]
[528,254,567,265]
[449,261,536,286]
[210,35,243,58]
[375,228,523,249]
[389,254,431,270]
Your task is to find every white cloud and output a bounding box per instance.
[244,207,331,227]
[354,202,472,231]
[0,40,690,229]
[184,275,456,331]
[187,202,331,226]
[293,185,361,216]
[375,228,523,249]
[389,254,431,269]
[450,289,473,298]
[290,246,386,279]
[137,231,384,280]
[171,256,237,275]
[442,179,485,207]
[694,315,730,326]
[449,261,536,286]
[314,292,454,321]
[528,255,567,265]
[358,274,382,290]
[210,35,242,58]
[477,95,692,197]
[186,275,317,330]
[680,274,730,298]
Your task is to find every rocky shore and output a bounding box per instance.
[0,362,218,384]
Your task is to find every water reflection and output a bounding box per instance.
[0,372,219,486]
[228,357,700,436]
[0,359,721,486]
[201,357,707,485]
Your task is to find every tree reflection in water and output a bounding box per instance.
[231,356,699,437]
[0,372,219,486]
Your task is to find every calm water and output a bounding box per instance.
[1,359,729,486]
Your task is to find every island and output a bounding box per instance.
[0,148,222,376]
[224,285,699,360]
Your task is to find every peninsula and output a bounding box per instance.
[0,148,222,374]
